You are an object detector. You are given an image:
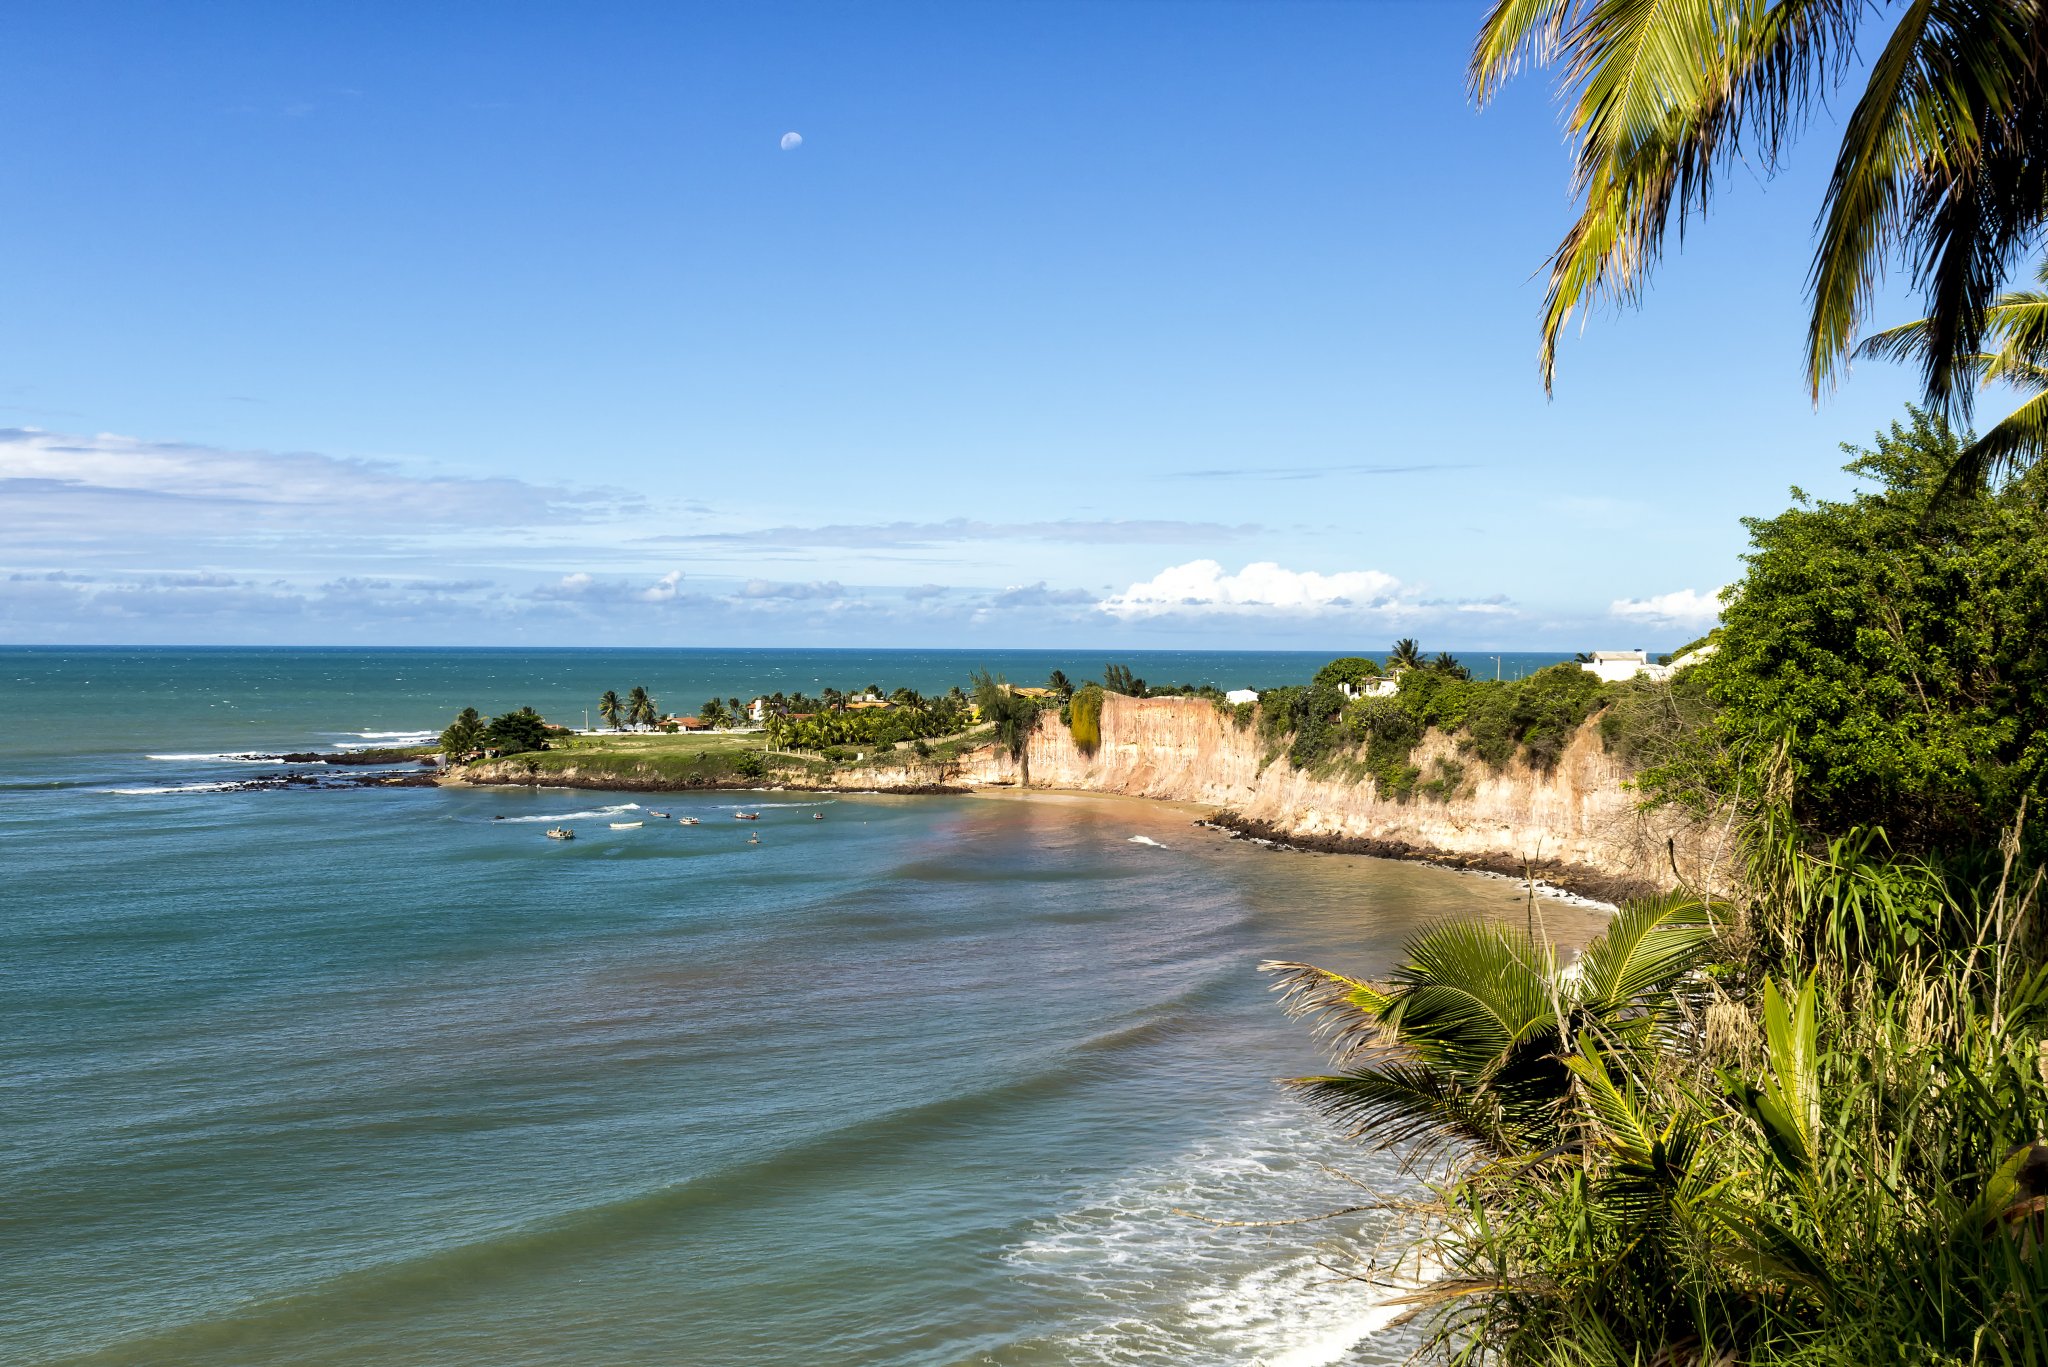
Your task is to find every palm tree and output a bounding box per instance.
[626,685,656,729]
[1433,652,1469,680]
[1263,895,1718,1160]
[598,690,624,730]
[1389,639,1422,671]
[1047,668,1074,699]
[1856,258,2048,487]
[439,707,486,761]
[973,670,1039,788]
[1472,4,2048,416]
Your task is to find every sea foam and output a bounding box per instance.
[494,803,643,824]
[1005,1111,1430,1366]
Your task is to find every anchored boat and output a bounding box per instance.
[545,827,575,841]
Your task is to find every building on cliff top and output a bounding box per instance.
[1580,650,1675,684]
[1224,688,1259,705]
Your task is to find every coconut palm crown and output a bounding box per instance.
[626,685,657,729]
[1263,894,1720,1163]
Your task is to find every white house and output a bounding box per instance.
[1337,677,1400,700]
[1580,650,1674,684]
[1224,688,1260,705]
[748,696,768,722]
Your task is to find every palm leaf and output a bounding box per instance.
[1572,892,1720,1011]
[1260,960,1394,1061]
[1287,1063,1519,1161]
[1809,1,2042,407]
[1564,1040,1659,1159]
[1384,921,1559,1077]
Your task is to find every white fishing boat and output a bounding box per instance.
[545,827,575,840]
[734,811,760,821]
[676,816,700,826]
[610,820,643,829]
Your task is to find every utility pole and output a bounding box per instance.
[1492,655,1501,681]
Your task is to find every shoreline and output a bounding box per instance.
[1198,812,1645,907]
[445,763,1645,903]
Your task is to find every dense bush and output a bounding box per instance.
[1312,656,1384,689]
[481,706,551,755]
[1068,683,1104,753]
[1668,408,2048,855]
[1257,657,1612,796]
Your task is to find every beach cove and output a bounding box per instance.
[2,646,1624,1367]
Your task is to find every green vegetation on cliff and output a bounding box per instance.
[1256,654,1625,802]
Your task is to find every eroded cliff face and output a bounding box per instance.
[957,693,1727,894]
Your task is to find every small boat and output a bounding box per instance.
[610,821,644,829]
[811,812,824,820]
[648,810,670,819]
[734,811,760,821]
[545,827,575,841]
[745,833,760,844]
[676,816,700,826]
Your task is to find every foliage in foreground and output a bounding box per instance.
[1267,816,2048,1366]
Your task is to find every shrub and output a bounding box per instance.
[731,752,764,779]
[1069,683,1104,754]
[1312,656,1383,689]
[1286,680,1350,769]
[1676,407,2048,854]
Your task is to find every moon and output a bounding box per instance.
[779,131,803,151]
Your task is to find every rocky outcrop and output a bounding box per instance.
[957,693,1731,896]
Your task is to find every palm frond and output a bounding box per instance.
[1527,0,1863,390]
[1810,2,2044,407]
[1564,1041,1659,1158]
[1287,1063,1519,1161]
[1573,892,1721,1012]
[1385,921,1560,1075]
[1470,0,1580,104]
[1260,960,1394,1061]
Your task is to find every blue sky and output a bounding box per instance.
[1,1,1928,648]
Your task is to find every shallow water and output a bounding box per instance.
[1,649,1601,1366]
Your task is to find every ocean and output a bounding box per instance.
[1,648,1597,1367]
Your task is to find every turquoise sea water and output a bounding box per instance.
[2,648,1596,1367]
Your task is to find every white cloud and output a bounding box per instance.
[1097,559,1404,619]
[779,131,803,151]
[641,569,684,602]
[1610,586,1726,627]
[542,572,594,598]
